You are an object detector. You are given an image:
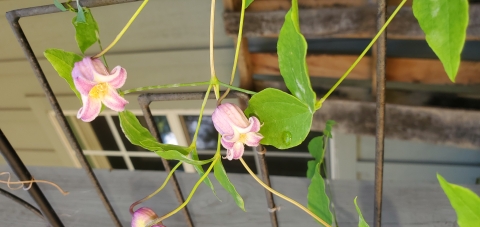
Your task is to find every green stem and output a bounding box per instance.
[240,158,331,227]
[129,161,182,215]
[218,82,256,95]
[218,0,247,103]
[97,37,109,69]
[190,84,213,146]
[122,81,210,94]
[92,0,149,58]
[148,155,219,226]
[316,0,407,109]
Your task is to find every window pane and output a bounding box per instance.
[106,156,128,169]
[111,115,148,151]
[266,157,312,177]
[153,116,178,145]
[90,116,120,151]
[182,115,218,150]
[131,157,180,171]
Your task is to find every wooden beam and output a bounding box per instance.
[245,0,369,11]
[224,5,480,40]
[250,53,480,85]
[312,99,480,149]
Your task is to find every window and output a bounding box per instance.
[64,110,323,177]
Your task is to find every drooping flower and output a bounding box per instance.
[131,207,165,227]
[212,103,263,160]
[72,57,128,122]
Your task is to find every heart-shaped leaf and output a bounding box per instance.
[73,8,99,54]
[245,88,313,149]
[413,0,469,82]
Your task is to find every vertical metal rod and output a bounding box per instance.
[139,101,195,227]
[255,146,279,227]
[374,0,387,226]
[6,13,122,227]
[0,129,64,227]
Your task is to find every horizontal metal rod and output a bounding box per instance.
[6,0,140,19]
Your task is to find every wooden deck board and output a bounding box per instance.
[0,166,478,226]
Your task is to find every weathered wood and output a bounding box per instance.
[224,5,480,40]
[246,0,369,11]
[312,99,480,149]
[0,166,478,226]
[251,53,480,85]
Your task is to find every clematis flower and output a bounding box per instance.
[212,103,263,160]
[73,57,128,122]
[131,207,165,227]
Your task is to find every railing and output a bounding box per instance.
[2,0,388,227]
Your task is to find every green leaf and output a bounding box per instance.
[44,48,83,102]
[214,160,245,211]
[119,110,197,160]
[354,197,370,227]
[245,0,254,8]
[53,0,67,11]
[244,88,313,149]
[324,120,335,139]
[412,0,469,82]
[307,163,333,225]
[75,1,86,23]
[73,8,99,54]
[277,0,316,111]
[306,136,324,179]
[191,148,217,197]
[437,174,480,227]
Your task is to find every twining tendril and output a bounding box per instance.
[0,172,69,195]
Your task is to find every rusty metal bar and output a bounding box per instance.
[374,0,387,226]
[5,1,143,226]
[0,129,63,226]
[0,188,45,221]
[255,145,279,227]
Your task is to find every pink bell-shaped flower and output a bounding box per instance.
[72,57,128,122]
[131,207,165,227]
[212,103,263,160]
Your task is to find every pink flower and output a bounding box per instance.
[131,207,165,227]
[72,57,128,122]
[212,103,263,160]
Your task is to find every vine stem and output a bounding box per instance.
[239,158,332,227]
[92,0,149,58]
[218,81,256,95]
[218,0,247,104]
[129,162,183,215]
[148,155,219,226]
[209,0,220,99]
[190,84,213,146]
[122,81,210,94]
[315,0,407,109]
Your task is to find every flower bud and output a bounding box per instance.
[131,207,165,227]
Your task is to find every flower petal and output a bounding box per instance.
[93,65,127,88]
[221,137,235,149]
[230,142,245,160]
[73,57,96,81]
[73,72,96,95]
[77,95,102,122]
[102,86,129,112]
[244,132,263,147]
[212,107,235,135]
[248,116,261,132]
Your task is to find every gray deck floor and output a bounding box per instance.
[0,165,478,227]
